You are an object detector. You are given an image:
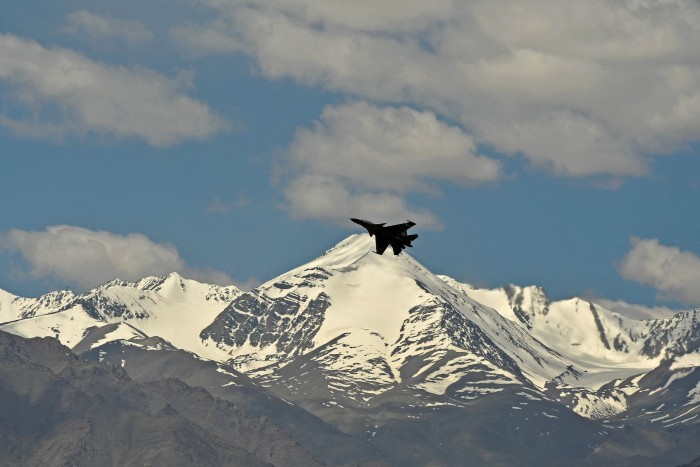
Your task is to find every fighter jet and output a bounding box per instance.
[350,218,418,255]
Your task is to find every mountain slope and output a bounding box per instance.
[196,234,617,457]
[446,281,696,360]
[0,330,320,467]
[194,235,700,465]
[2,234,700,465]
[444,281,700,381]
[77,326,389,466]
[0,273,239,360]
[201,235,575,398]
[0,288,75,324]
[440,280,700,421]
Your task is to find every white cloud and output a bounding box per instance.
[176,0,700,177]
[287,102,500,190]
[479,110,647,177]
[171,18,245,55]
[64,10,153,45]
[472,0,699,63]
[285,174,440,227]
[0,225,235,290]
[282,102,499,226]
[619,238,700,305]
[0,33,226,146]
[248,0,456,33]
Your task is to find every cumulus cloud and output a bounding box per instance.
[281,102,499,226]
[285,175,440,227]
[619,238,700,305]
[175,0,700,176]
[64,10,153,45]
[0,34,226,146]
[0,225,235,290]
[480,111,647,177]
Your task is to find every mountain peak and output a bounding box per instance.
[133,272,185,292]
[0,288,77,324]
[202,232,578,397]
[268,234,426,289]
[305,234,375,268]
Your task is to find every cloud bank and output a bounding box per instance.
[0,225,234,290]
[282,102,499,226]
[172,0,700,170]
[0,33,226,146]
[64,10,153,45]
[620,238,700,306]
[174,0,700,223]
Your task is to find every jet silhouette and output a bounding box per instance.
[350,218,418,255]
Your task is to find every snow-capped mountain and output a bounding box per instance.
[196,236,699,431]
[2,234,700,465]
[0,288,75,323]
[0,272,240,359]
[440,280,700,418]
[444,280,696,366]
[201,235,580,401]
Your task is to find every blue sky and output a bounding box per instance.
[1,0,699,316]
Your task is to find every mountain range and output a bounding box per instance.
[1,234,699,466]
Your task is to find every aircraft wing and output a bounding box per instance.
[384,221,415,235]
[391,242,404,255]
[375,236,390,255]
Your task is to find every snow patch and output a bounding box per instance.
[670,351,700,370]
[663,368,695,389]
